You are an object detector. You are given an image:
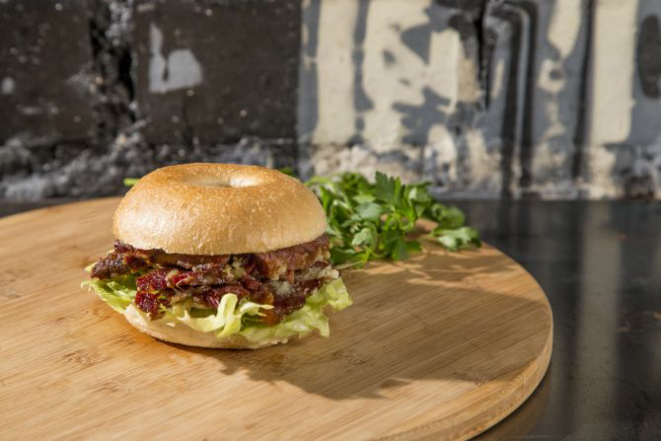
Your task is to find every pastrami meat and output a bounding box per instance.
[91,235,334,325]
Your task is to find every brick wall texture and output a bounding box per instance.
[1,0,660,200]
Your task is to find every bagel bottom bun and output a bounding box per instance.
[124,305,289,349]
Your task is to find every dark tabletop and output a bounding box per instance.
[2,200,660,440]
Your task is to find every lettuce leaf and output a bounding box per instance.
[239,278,352,343]
[161,295,274,338]
[81,274,138,314]
[82,274,352,344]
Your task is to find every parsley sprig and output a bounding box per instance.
[305,172,480,267]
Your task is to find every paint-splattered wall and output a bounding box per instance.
[1,0,660,200]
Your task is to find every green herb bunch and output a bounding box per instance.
[304,172,480,268]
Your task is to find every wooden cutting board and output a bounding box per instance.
[0,198,552,441]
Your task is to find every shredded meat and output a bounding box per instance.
[136,269,169,292]
[252,234,330,279]
[91,251,145,279]
[194,284,250,309]
[91,234,334,323]
[91,242,230,278]
[92,236,328,280]
[273,279,322,322]
[169,265,232,287]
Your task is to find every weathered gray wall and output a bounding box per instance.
[1,0,660,200]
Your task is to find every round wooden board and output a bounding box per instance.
[0,198,552,441]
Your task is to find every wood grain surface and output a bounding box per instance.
[0,198,552,440]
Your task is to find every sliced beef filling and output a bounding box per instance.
[91,244,231,279]
[252,234,330,279]
[91,235,335,323]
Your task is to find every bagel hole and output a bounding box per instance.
[193,176,254,188]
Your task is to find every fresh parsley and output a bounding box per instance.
[305,171,480,267]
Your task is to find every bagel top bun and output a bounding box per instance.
[113,163,326,255]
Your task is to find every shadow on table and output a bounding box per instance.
[168,242,551,409]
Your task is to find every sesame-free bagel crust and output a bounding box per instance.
[113,163,327,255]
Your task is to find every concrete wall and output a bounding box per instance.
[1,0,660,200]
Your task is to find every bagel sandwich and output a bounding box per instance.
[82,163,352,349]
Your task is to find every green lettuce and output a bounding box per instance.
[82,274,352,344]
[162,295,274,338]
[239,278,352,342]
[81,273,138,314]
